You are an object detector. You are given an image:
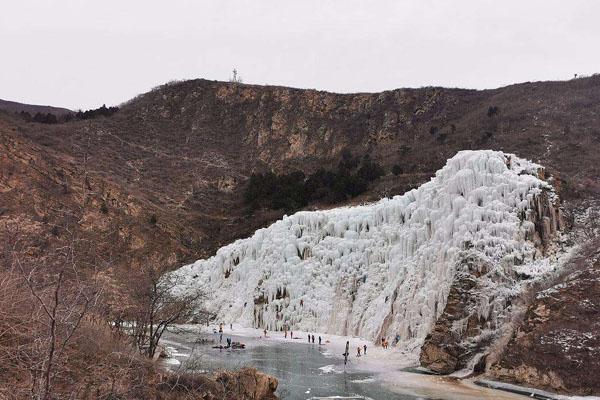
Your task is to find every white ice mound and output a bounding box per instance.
[170,150,560,352]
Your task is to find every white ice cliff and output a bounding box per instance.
[170,150,562,353]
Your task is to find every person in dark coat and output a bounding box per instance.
[344,341,350,365]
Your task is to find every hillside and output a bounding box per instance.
[0,98,72,115]
[1,76,600,395]
[2,77,600,263]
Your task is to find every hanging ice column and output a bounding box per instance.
[169,150,562,353]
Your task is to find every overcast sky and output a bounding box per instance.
[1,0,599,110]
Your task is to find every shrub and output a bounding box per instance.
[244,152,384,212]
[487,106,499,117]
[75,104,119,120]
[32,112,58,124]
[100,202,109,214]
[392,164,403,175]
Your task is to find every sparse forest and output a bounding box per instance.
[15,104,119,125]
[244,152,385,212]
[0,212,212,399]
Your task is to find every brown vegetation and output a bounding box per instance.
[2,75,600,396]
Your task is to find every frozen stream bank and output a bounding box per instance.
[161,326,530,400]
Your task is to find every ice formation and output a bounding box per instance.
[170,150,562,353]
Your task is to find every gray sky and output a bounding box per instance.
[2,0,599,110]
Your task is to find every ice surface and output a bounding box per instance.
[170,150,561,355]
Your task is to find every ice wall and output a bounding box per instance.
[170,150,561,352]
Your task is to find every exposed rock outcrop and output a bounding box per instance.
[420,177,563,374]
[157,368,278,400]
[420,255,496,374]
[215,368,278,400]
[489,243,600,395]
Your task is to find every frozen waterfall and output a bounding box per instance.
[169,150,562,354]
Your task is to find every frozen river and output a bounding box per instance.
[161,327,528,400]
[162,329,410,399]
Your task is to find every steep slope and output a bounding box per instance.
[488,240,600,395]
[2,76,600,268]
[171,150,564,370]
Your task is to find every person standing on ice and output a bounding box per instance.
[308,334,311,343]
[311,335,315,343]
[290,330,293,339]
[344,341,350,365]
[318,336,322,345]
[363,344,367,355]
[357,346,361,357]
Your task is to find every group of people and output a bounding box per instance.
[380,337,389,349]
[215,321,400,364]
[379,334,401,349]
[356,344,367,357]
[214,323,233,349]
[343,341,368,364]
[306,333,323,345]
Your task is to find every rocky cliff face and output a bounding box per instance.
[487,239,600,395]
[420,175,564,374]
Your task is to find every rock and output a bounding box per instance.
[420,183,563,375]
[489,245,600,396]
[420,342,458,374]
[215,367,278,400]
[419,255,496,374]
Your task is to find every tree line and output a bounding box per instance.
[244,152,385,212]
[16,104,119,124]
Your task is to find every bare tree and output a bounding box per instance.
[125,264,205,359]
[2,223,99,400]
